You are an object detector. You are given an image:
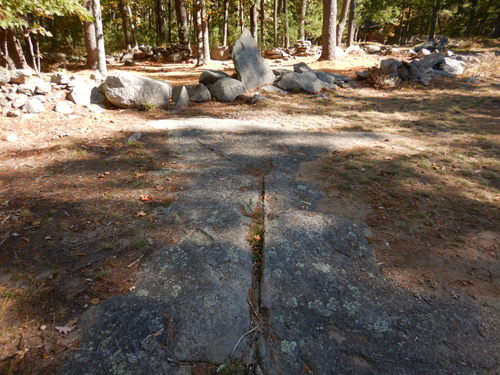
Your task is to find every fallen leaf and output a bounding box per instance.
[134,211,147,217]
[32,219,42,226]
[41,353,51,360]
[90,297,100,305]
[139,194,153,201]
[153,328,164,337]
[55,324,76,334]
[133,173,145,179]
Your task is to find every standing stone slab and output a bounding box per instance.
[104,71,172,109]
[231,29,275,91]
[174,86,190,110]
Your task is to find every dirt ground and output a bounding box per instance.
[0,50,499,374]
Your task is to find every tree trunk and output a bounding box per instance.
[200,0,211,63]
[156,0,166,44]
[337,0,350,46]
[259,0,265,45]
[194,0,204,65]
[91,0,107,74]
[273,0,279,45]
[283,0,290,48]
[126,3,138,47]
[83,0,98,69]
[118,0,131,48]
[494,12,500,38]
[222,0,229,45]
[397,0,406,44]
[429,0,441,41]
[175,0,189,45]
[346,0,356,46]
[466,0,478,36]
[250,3,258,41]
[0,28,20,69]
[239,0,245,33]
[23,28,39,72]
[168,0,173,43]
[320,0,337,60]
[298,0,307,40]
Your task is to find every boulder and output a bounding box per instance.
[174,86,190,110]
[0,67,10,85]
[380,58,403,74]
[51,72,71,85]
[277,72,327,93]
[333,46,345,57]
[173,84,211,103]
[417,53,445,69]
[10,69,33,84]
[12,95,28,108]
[104,71,172,109]
[209,78,246,102]
[417,48,432,58]
[199,70,229,86]
[398,61,432,86]
[293,62,314,73]
[442,58,465,75]
[231,29,275,91]
[365,45,381,54]
[43,52,67,63]
[33,78,52,94]
[24,98,45,113]
[17,83,36,95]
[55,101,74,114]
[260,85,288,94]
[120,49,135,63]
[210,46,231,60]
[68,82,96,106]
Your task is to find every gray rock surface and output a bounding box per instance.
[231,29,275,91]
[173,84,211,103]
[68,81,95,106]
[55,101,74,114]
[51,71,71,85]
[174,86,190,110]
[260,85,288,94]
[380,58,403,74]
[33,78,52,94]
[199,70,229,86]
[24,98,45,113]
[0,67,10,85]
[209,78,246,102]
[277,72,327,93]
[104,71,172,109]
[442,57,465,75]
[62,119,500,375]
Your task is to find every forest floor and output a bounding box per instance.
[0,50,499,374]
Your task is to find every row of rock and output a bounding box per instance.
[357,50,481,87]
[0,67,105,117]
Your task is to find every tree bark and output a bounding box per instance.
[429,0,440,41]
[222,0,229,45]
[200,0,211,63]
[83,0,98,69]
[346,0,356,46]
[259,0,265,45]
[126,3,138,47]
[168,0,173,43]
[320,0,337,60]
[118,0,131,48]
[298,0,307,40]
[273,0,278,45]
[174,0,189,45]
[91,0,107,74]
[250,3,258,41]
[494,12,500,38]
[466,0,478,36]
[0,28,23,69]
[156,0,166,44]
[283,0,290,47]
[239,0,245,33]
[337,0,350,45]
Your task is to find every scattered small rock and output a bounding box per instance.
[55,101,74,114]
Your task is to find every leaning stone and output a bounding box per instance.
[24,98,45,113]
[199,70,229,86]
[231,29,275,91]
[104,71,172,109]
[174,86,190,110]
[293,62,314,73]
[277,72,326,93]
[0,67,10,85]
[55,101,74,114]
[417,53,445,69]
[209,78,246,102]
[10,69,33,84]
